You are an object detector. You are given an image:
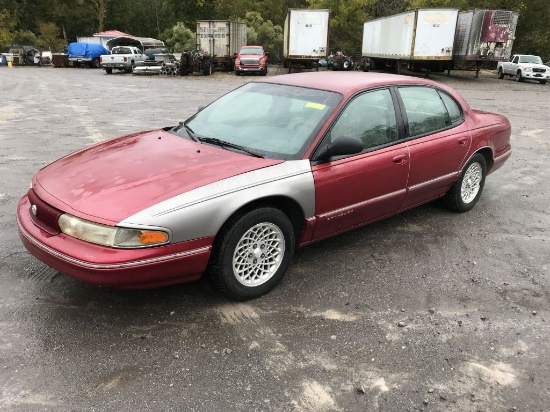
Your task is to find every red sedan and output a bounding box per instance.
[17,72,511,300]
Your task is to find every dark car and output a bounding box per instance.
[18,72,511,300]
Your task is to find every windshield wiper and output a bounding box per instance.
[198,137,265,158]
[176,122,199,142]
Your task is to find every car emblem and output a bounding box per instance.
[31,205,37,216]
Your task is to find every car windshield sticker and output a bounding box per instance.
[305,102,326,110]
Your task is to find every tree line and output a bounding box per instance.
[0,0,548,61]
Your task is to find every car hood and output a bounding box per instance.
[33,129,282,224]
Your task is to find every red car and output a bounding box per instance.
[17,72,511,300]
[234,45,268,76]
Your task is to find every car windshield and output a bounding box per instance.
[240,48,263,55]
[519,56,543,64]
[172,82,342,160]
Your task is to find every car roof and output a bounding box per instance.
[257,72,444,95]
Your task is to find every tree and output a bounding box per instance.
[243,11,284,60]
[37,21,66,52]
[12,29,38,46]
[0,8,16,48]
[161,22,195,52]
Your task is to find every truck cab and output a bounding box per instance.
[234,46,268,76]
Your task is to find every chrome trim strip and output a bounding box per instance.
[408,172,457,191]
[318,189,406,219]
[494,149,512,162]
[18,218,209,270]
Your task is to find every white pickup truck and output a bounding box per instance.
[100,46,145,74]
[497,54,550,84]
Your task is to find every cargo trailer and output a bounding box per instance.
[283,9,330,73]
[361,9,459,73]
[453,9,519,76]
[196,20,247,71]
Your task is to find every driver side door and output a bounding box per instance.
[311,88,409,241]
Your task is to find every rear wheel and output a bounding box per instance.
[445,154,487,213]
[105,68,113,74]
[208,207,295,300]
[497,68,504,79]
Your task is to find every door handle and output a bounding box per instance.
[457,137,468,146]
[392,154,407,165]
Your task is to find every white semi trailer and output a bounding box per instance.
[283,9,330,73]
[361,9,459,73]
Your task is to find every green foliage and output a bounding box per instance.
[161,22,195,52]
[0,8,16,48]
[243,11,284,59]
[12,29,38,46]
[37,22,66,52]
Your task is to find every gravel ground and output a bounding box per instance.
[0,65,549,412]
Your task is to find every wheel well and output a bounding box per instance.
[474,147,494,172]
[217,196,305,244]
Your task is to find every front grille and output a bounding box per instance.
[532,68,546,73]
[241,58,260,66]
[27,189,62,235]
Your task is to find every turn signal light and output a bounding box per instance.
[139,231,169,244]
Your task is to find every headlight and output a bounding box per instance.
[521,66,532,71]
[58,214,169,248]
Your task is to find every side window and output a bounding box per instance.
[330,89,397,149]
[399,87,450,137]
[438,91,463,124]
[512,56,519,64]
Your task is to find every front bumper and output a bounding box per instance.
[17,195,212,289]
[522,71,550,80]
[235,66,266,73]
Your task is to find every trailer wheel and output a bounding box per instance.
[202,60,212,76]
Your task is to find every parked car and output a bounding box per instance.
[234,45,268,76]
[67,42,108,68]
[17,72,511,300]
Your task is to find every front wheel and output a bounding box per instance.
[515,70,524,82]
[444,154,487,213]
[208,208,295,300]
[539,80,547,85]
[497,68,504,79]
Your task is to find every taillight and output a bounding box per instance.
[124,56,128,62]
[100,56,103,63]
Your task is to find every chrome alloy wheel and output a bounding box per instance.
[232,222,285,287]
[461,162,483,204]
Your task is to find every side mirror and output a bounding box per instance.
[314,136,364,161]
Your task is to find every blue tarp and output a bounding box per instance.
[67,43,109,58]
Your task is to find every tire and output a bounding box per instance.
[125,62,135,73]
[445,153,487,213]
[208,207,295,300]
[235,71,241,76]
[202,60,212,75]
[497,68,504,79]
[342,59,350,70]
[539,80,547,85]
[515,70,524,82]
[105,68,113,74]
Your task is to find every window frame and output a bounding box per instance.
[311,86,405,163]
[394,85,465,141]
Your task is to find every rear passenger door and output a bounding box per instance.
[396,86,471,209]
